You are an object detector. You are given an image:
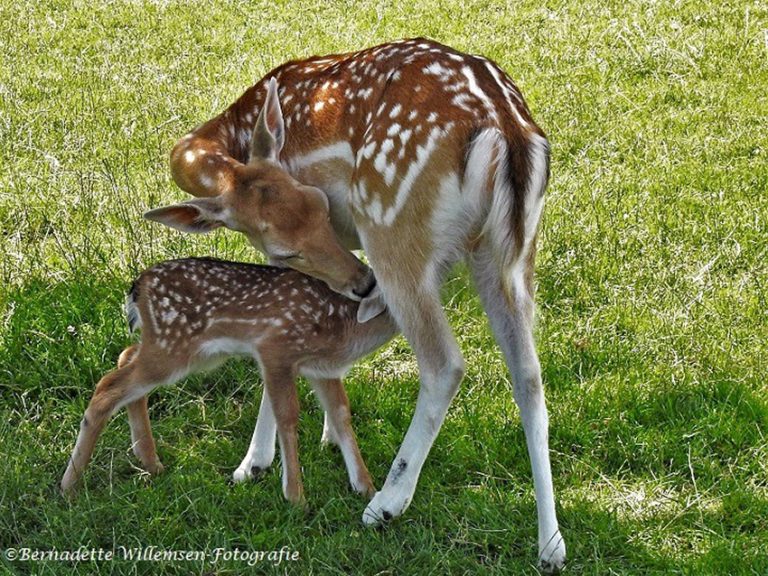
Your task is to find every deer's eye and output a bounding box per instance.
[273,251,303,262]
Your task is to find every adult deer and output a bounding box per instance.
[168,38,565,571]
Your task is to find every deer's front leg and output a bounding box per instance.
[233,386,277,482]
[233,383,337,483]
[320,411,340,447]
[359,273,465,525]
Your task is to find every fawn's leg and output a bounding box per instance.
[61,348,181,493]
[118,345,163,475]
[310,377,375,498]
[126,396,163,475]
[233,386,277,482]
[262,365,303,504]
[62,361,145,492]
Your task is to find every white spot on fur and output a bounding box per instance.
[161,309,178,323]
[423,61,454,79]
[482,59,530,128]
[380,126,443,226]
[362,141,377,160]
[460,65,498,121]
[374,150,388,175]
[286,141,354,172]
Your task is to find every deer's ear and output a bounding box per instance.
[250,77,285,164]
[144,198,229,234]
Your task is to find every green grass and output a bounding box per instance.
[1,0,767,574]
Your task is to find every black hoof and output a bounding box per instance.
[539,560,562,575]
[250,465,267,479]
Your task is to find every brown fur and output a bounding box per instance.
[61,259,397,501]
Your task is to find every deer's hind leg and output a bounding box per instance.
[117,345,164,475]
[469,240,565,572]
[61,348,178,493]
[125,395,164,475]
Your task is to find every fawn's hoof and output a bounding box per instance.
[146,461,165,476]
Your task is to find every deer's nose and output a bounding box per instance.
[352,270,377,299]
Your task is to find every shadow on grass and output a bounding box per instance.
[0,275,262,404]
[0,277,129,403]
[2,273,766,574]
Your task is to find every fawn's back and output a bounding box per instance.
[128,258,397,378]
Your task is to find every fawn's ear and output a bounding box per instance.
[250,77,285,164]
[357,283,387,323]
[144,198,229,234]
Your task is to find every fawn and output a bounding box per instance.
[61,257,397,503]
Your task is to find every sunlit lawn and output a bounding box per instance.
[1,1,766,574]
